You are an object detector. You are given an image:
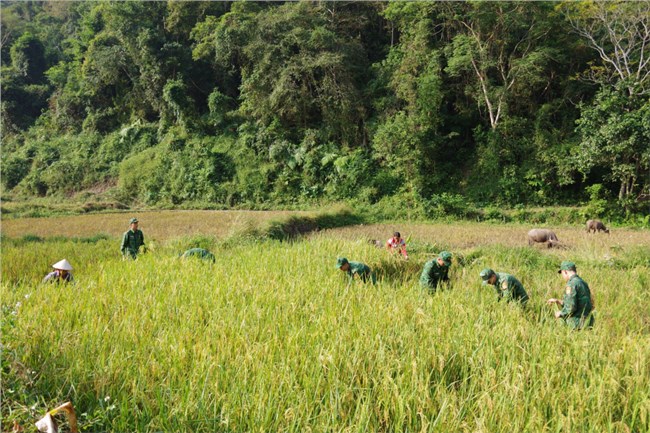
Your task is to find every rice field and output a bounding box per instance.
[2,214,649,432]
[0,209,311,240]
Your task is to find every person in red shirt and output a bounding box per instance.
[386,231,408,260]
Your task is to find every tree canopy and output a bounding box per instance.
[2,0,649,217]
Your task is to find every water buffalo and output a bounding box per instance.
[528,229,560,247]
[586,219,609,234]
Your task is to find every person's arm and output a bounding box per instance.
[441,266,450,282]
[120,232,128,255]
[558,286,577,318]
[139,231,146,251]
[42,272,54,283]
[420,261,434,286]
[501,279,513,301]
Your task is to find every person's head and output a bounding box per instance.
[480,268,497,285]
[52,259,73,276]
[336,257,350,272]
[393,231,401,241]
[437,251,452,267]
[129,217,139,230]
[558,260,577,281]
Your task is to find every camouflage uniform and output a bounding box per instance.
[419,252,452,292]
[481,269,529,305]
[121,218,145,259]
[559,274,594,330]
[181,248,215,263]
[336,257,376,284]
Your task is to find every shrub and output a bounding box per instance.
[424,193,480,220]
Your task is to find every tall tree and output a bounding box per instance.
[444,2,558,130]
[560,0,650,96]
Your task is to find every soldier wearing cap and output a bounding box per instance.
[181,248,216,263]
[120,217,145,259]
[547,261,594,329]
[419,251,452,292]
[336,257,376,285]
[479,268,529,305]
[43,259,74,283]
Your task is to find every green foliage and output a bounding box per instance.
[2,152,31,190]
[0,0,648,218]
[423,193,480,220]
[117,134,235,205]
[9,32,47,83]
[575,88,650,213]
[583,184,610,219]
[117,147,163,203]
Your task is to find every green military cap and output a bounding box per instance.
[336,257,349,269]
[129,217,139,224]
[480,268,495,283]
[558,260,576,273]
[439,251,452,266]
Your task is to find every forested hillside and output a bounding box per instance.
[2,1,649,218]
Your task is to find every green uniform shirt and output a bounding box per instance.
[182,248,215,263]
[346,261,376,284]
[492,272,529,305]
[560,274,594,329]
[419,260,450,291]
[121,229,145,259]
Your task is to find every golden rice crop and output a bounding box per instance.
[1,217,649,432]
[0,209,311,240]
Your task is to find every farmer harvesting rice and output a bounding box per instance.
[419,251,452,293]
[336,257,376,285]
[479,268,529,305]
[120,217,145,259]
[386,231,408,259]
[547,261,595,329]
[180,248,215,263]
[43,259,74,283]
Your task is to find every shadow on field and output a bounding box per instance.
[428,352,472,391]
[372,258,422,283]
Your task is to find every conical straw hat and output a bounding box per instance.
[52,259,73,271]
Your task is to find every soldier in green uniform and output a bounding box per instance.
[419,251,452,293]
[181,248,215,263]
[336,257,376,285]
[479,268,529,305]
[547,261,594,329]
[120,217,145,259]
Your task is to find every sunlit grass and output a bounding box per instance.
[0,209,312,240]
[2,219,649,432]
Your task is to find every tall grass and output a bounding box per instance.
[1,222,649,432]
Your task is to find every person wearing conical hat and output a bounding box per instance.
[43,259,74,283]
[419,251,452,293]
[479,268,529,305]
[336,257,376,285]
[120,217,145,259]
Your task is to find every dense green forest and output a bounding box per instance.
[2,1,649,219]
